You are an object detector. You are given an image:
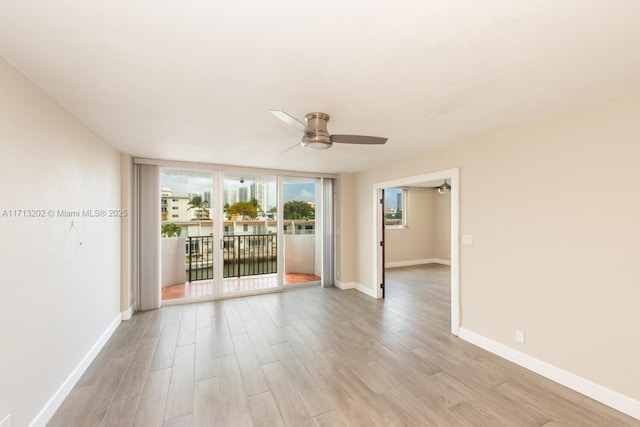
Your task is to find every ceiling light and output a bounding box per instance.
[437,179,451,194]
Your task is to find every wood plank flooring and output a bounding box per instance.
[48,265,640,426]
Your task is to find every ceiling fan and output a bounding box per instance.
[270,110,388,152]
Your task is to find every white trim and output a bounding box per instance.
[121,304,135,321]
[335,280,378,298]
[335,279,355,290]
[30,313,122,427]
[375,188,384,300]
[133,157,336,179]
[385,258,451,268]
[385,259,432,268]
[458,328,640,421]
[276,175,285,292]
[354,283,378,298]
[373,168,460,335]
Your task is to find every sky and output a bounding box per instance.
[284,182,315,202]
[384,188,402,209]
[160,170,316,203]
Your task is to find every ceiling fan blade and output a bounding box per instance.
[280,142,301,155]
[330,134,388,145]
[270,110,310,133]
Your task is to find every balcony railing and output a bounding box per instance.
[186,234,277,281]
[186,236,213,282]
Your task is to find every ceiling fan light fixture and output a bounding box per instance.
[302,131,332,150]
[302,141,332,150]
[437,179,451,194]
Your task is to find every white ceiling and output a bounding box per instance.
[2,1,640,174]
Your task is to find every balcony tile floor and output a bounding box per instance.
[162,273,321,300]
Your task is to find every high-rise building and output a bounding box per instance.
[238,187,249,202]
[250,181,271,211]
[223,189,238,206]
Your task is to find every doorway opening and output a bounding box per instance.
[283,176,322,287]
[160,168,215,302]
[373,169,460,335]
[221,172,279,296]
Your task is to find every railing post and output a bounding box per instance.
[236,235,241,279]
[187,237,192,282]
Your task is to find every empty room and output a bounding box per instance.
[1,1,640,426]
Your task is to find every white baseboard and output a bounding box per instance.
[121,304,135,321]
[458,328,640,421]
[30,313,122,427]
[385,258,451,268]
[334,279,355,290]
[335,280,379,299]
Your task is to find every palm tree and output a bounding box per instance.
[161,223,182,238]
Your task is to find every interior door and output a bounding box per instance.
[380,188,386,298]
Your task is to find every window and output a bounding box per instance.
[243,224,248,232]
[384,188,407,228]
[172,214,179,218]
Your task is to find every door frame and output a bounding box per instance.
[372,168,460,336]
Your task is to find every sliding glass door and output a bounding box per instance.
[160,168,215,302]
[221,172,279,296]
[154,165,330,304]
[283,177,322,286]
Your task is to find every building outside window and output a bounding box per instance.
[384,188,407,228]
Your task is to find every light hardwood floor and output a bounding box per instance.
[49,265,640,426]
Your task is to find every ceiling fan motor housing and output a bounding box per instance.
[302,112,332,149]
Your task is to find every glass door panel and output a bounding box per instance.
[160,168,214,302]
[222,172,278,295]
[283,177,321,286]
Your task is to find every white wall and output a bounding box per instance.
[0,57,121,425]
[385,188,435,265]
[284,234,316,274]
[434,191,451,261]
[347,92,640,405]
[161,237,187,287]
[335,174,356,285]
[385,188,451,266]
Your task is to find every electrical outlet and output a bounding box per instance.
[515,330,525,344]
[1,414,12,427]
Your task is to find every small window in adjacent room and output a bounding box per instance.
[384,188,407,228]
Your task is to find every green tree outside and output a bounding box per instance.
[161,223,182,237]
[284,200,315,220]
[226,201,259,220]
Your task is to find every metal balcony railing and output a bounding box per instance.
[186,236,213,282]
[186,234,277,281]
